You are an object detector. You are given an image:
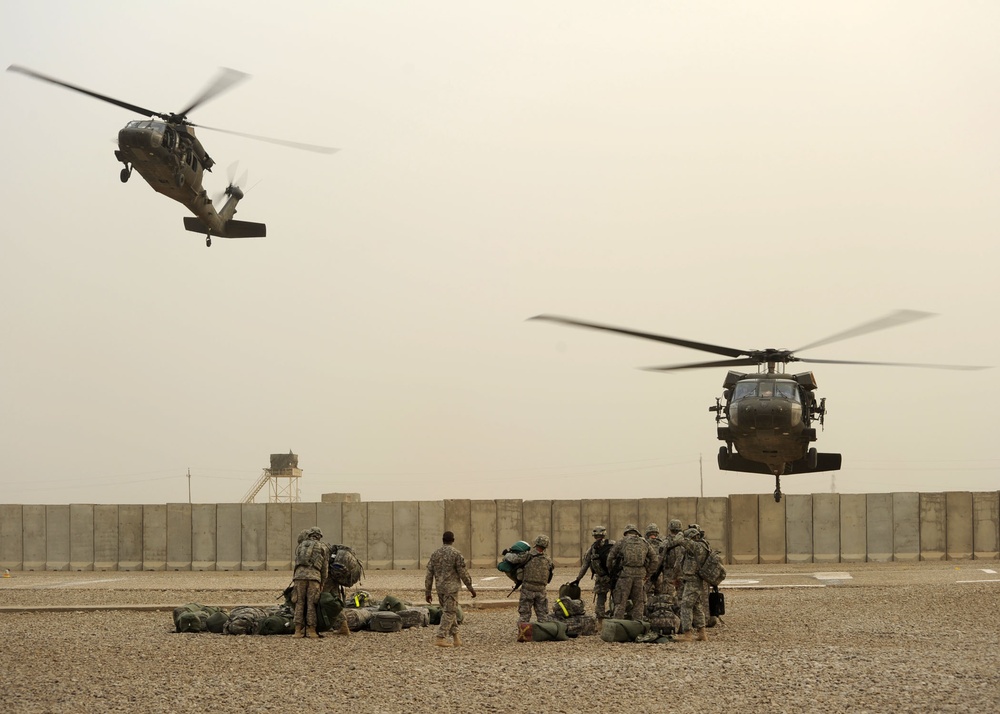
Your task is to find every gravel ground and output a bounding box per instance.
[2,562,998,714]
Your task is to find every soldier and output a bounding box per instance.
[571,526,615,620]
[674,526,709,642]
[292,526,329,639]
[607,524,655,620]
[643,523,664,598]
[507,534,554,626]
[658,518,685,604]
[424,530,477,648]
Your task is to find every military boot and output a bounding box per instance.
[673,630,693,642]
[305,626,320,639]
[452,632,462,647]
[696,627,708,641]
[337,619,350,636]
[434,636,452,648]
[293,625,305,639]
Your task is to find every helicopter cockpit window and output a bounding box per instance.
[733,382,759,400]
[774,381,799,401]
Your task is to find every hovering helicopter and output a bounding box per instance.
[7,65,337,247]
[531,311,988,501]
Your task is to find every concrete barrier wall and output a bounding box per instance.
[4,492,997,571]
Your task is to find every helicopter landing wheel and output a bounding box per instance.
[807,447,818,470]
[774,475,782,502]
[206,236,212,248]
[119,166,131,183]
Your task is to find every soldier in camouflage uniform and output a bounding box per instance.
[571,526,615,620]
[292,526,329,639]
[658,518,685,604]
[507,534,554,625]
[643,523,664,598]
[424,530,477,648]
[608,524,655,620]
[674,526,709,642]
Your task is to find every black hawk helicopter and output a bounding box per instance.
[7,65,337,247]
[531,311,988,501]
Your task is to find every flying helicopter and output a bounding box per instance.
[531,311,989,501]
[7,65,337,247]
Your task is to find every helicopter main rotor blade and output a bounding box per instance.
[529,315,748,359]
[798,357,990,371]
[174,67,249,120]
[7,65,160,117]
[193,124,340,154]
[643,358,763,372]
[794,309,935,353]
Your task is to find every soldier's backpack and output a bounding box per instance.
[206,611,230,633]
[645,594,678,635]
[698,549,727,587]
[600,618,650,643]
[316,592,344,632]
[344,607,377,631]
[398,608,430,628]
[497,541,532,585]
[592,539,615,577]
[224,607,267,636]
[558,581,582,600]
[295,538,326,571]
[329,544,364,588]
[563,614,599,637]
[345,590,373,608]
[259,613,295,635]
[552,597,586,618]
[622,537,649,568]
[379,594,406,613]
[369,610,403,633]
[176,610,209,633]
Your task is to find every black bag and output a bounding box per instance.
[558,581,582,600]
[709,586,726,617]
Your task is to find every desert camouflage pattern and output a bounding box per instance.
[223,606,267,636]
[677,536,709,632]
[576,538,615,618]
[508,547,553,623]
[608,533,655,619]
[293,580,322,628]
[424,544,474,638]
[644,534,665,597]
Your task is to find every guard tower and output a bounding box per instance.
[242,451,302,503]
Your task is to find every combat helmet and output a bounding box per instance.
[684,527,701,539]
[592,526,607,538]
[623,523,640,536]
[668,519,683,533]
[645,523,660,537]
[307,526,324,540]
[534,534,551,549]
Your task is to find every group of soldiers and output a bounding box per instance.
[572,520,714,642]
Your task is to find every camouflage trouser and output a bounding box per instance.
[518,588,550,623]
[437,590,460,638]
[644,573,666,598]
[678,578,706,632]
[612,573,646,620]
[293,580,321,628]
[593,575,612,618]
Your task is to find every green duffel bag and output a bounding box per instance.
[427,605,442,625]
[259,614,296,635]
[316,592,344,632]
[600,618,650,643]
[176,611,209,633]
[206,611,230,633]
[369,611,403,633]
[530,621,569,642]
[379,594,407,613]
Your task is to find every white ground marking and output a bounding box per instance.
[723,584,826,589]
[723,579,761,585]
[40,578,126,589]
[479,576,501,581]
[813,572,853,581]
[956,579,1000,584]
[981,569,997,574]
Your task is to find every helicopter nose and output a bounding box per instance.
[737,399,800,431]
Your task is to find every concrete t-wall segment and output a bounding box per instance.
[70,504,94,571]
[785,494,813,564]
[2,492,998,572]
[0,505,23,570]
[552,500,581,567]
[945,492,974,560]
[216,504,242,571]
[919,492,947,561]
[758,495,786,564]
[118,505,142,571]
[45,505,70,571]
[191,504,216,571]
[840,494,867,563]
[469,500,497,570]
[94,504,119,570]
[812,494,840,563]
[972,492,999,559]
[366,502,394,570]
[639,498,669,540]
[892,492,920,561]
[866,494,893,563]
[418,501,445,568]
[166,503,192,571]
[392,501,420,570]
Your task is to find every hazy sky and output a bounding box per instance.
[2,2,997,505]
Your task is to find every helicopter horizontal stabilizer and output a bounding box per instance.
[183,217,266,238]
[719,451,842,475]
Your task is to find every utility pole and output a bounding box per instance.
[187,467,192,504]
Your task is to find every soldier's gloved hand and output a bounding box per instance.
[571,579,580,587]
[502,548,508,555]
[469,587,477,598]
[425,594,432,604]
